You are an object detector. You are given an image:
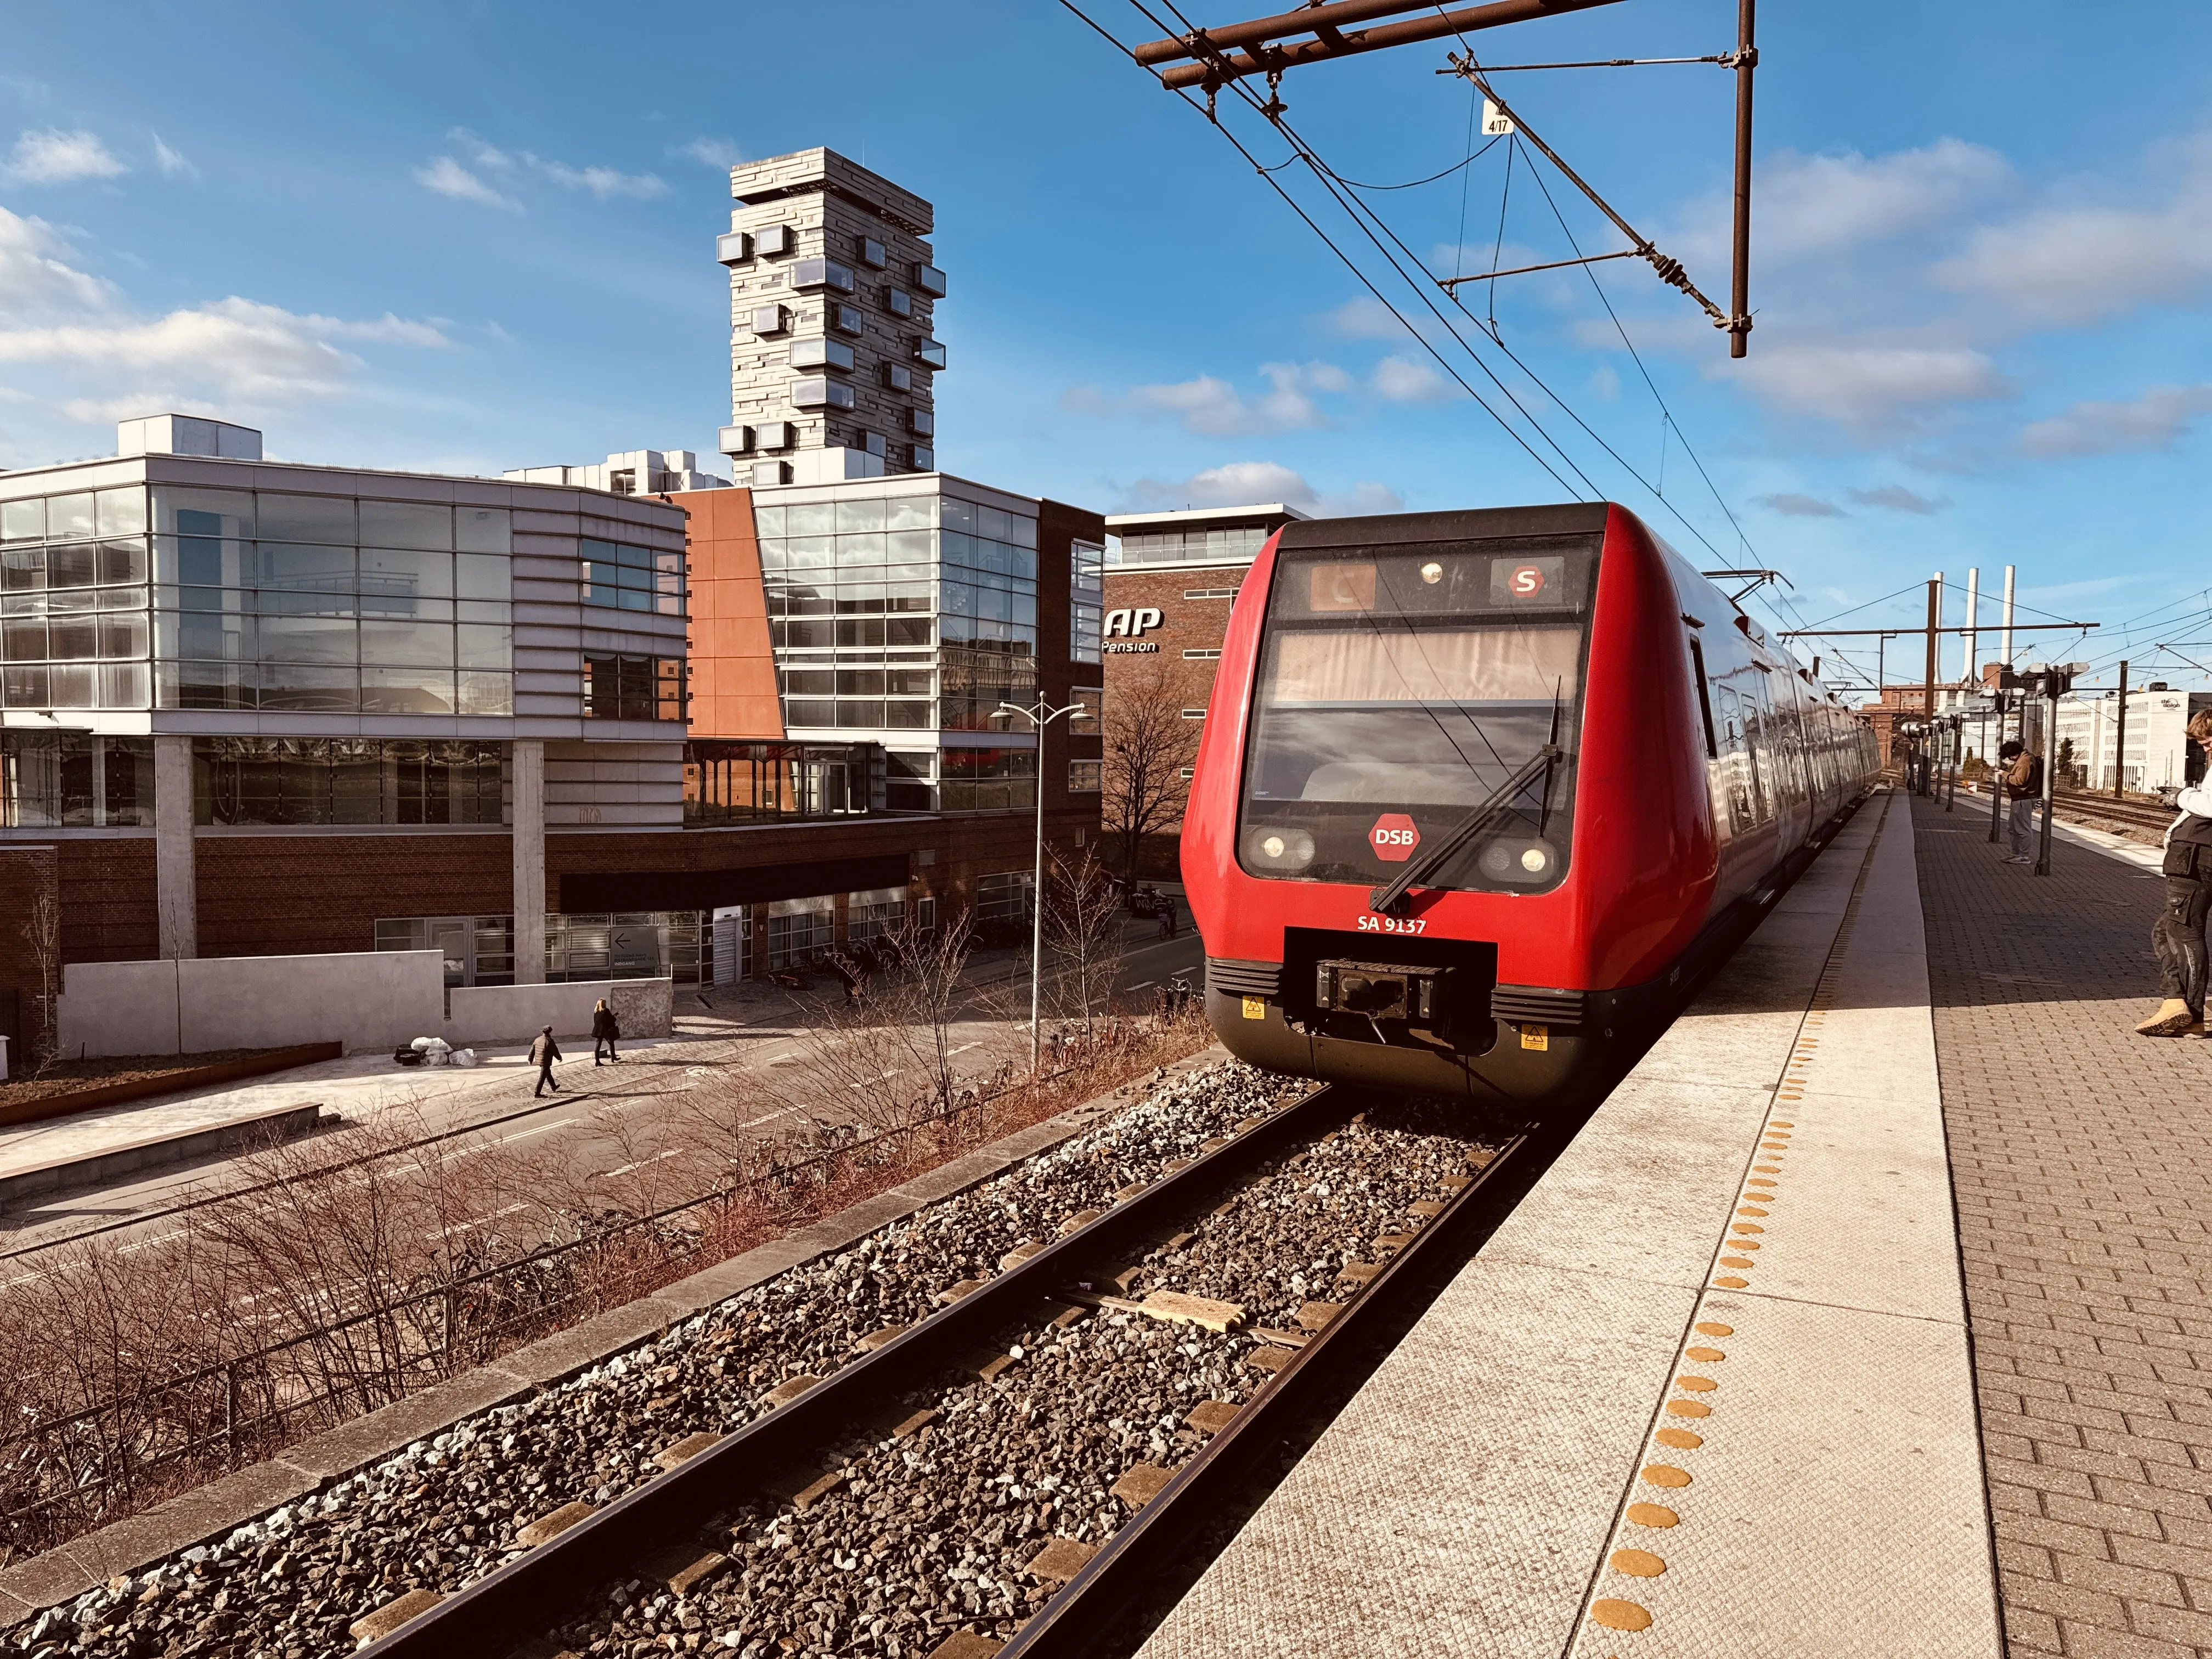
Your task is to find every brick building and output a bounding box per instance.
[1096,504,1304,875]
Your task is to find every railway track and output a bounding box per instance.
[1957,782,2176,837]
[325,1081,1520,1659]
[21,1062,1550,1659]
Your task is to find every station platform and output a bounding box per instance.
[1143,789,2039,1658]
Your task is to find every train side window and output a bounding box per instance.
[1687,636,1718,759]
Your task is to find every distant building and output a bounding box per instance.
[2053,684,2212,792]
[714,149,941,485]
[1095,503,1307,874]
[505,448,729,495]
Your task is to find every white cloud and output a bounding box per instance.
[0,298,448,400]
[1748,139,2011,263]
[151,134,199,182]
[1323,296,1421,341]
[1727,340,2012,435]
[1589,363,1621,402]
[415,155,521,212]
[1120,461,1401,517]
[2017,384,2212,457]
[1110,360,1352,436]
[420,133,667,206]
[3,127,128,185]
[679,137,743,169]
[1373,354,1454,403]
[1848,484,1949,514]
[1755,492,1845,518]
[535,160,667,200]
[0,206,120,318]
[1933,143,2212,326]
[0,206,449,420]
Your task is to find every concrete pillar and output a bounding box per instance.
[512,738,546,985]
[153,735,196,960]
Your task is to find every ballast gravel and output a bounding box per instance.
[12,1070,1498,1659]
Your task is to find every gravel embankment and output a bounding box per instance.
[548,1097,1490,1658]
[13,1063,1302,1659]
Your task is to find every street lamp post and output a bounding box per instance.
[994,697,1091,1073]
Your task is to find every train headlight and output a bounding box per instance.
[1477,837,1560,885]
[1245,826,1316,871]
[1419,561,1444,585]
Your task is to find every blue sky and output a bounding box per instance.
[2,0,2209,698]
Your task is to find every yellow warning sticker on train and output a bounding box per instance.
[1520,1023,1549,1051]
[1242,996,1266,1020]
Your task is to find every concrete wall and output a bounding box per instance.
[57,959,185,1059]
[446,978,672,1047]
[59,951,445,1058]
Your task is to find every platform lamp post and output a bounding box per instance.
[994,697,1092,1074]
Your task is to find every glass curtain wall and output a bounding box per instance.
[1108,525,1272,566]
[2,486,152,710]
[757,488,1039,740]
[143,487,514,715]
[1,731,156,826]
[194,737,506,826]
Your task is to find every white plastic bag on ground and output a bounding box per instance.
[450,1047,479,1068]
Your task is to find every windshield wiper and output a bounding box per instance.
[1367,743,1561,916]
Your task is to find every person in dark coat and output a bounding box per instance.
[530,1025,563,1095]
[591,998,620,1064]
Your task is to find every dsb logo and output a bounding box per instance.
[1369,813,1420,862]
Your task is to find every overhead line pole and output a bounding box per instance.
[1922,577,1940,795]
[2114,660,2129,798]
[1728,0,1756,356]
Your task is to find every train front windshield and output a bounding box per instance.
[1237,535,1598,894]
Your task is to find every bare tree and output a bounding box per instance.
[1042,845,1125,1045]
[22,887,60,1071]
[1103,656,1203,881]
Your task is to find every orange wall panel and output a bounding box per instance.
[672,486,785,741]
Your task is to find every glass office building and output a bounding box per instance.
[754,473,1046,812]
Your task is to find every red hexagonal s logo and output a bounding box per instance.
[1369,813,1420,862]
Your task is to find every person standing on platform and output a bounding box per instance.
[1999,738,2042,865]
[591,998,620,1064]
[2137,710,2212,1037]
[531,1024,563,1095]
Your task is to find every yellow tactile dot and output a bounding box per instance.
[1712,1275,1748,1288]
[1664,1400,1711,1418]
[1736,1206,1768,1217]
[1731,1222,1764,1234]
[1676,1375,1716,1392]
[1694,1321,1733,1336]
[1770,1120,1796,1128]
[1752,1164,1781,1173]
[1685,1346,1725,1362]
[1641,1464,1692,1487]
[1590,1599,1652,1632]
[1626,1502,1679,1528]
[1720,1255,1754,1267]
[1610,1549,1667,1577]
[1744,1179,1775,1189]
[1656,1427,1703,1449]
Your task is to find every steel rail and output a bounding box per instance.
[359,1083,1375,1655]
[999,1116,1539,1659]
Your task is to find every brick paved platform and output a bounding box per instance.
[1915,792,2212,1659]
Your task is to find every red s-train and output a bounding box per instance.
[1180,501,1878,1102]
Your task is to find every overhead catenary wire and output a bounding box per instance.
[1068,0,1880,692]
[1063,0,1587,495]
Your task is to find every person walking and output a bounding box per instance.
[1999,738,2042,864]
[530,1024,563,1095]
[590,998,620,1064]
[2137,709,2212,1036]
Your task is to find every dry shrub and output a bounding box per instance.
[0,977,1214,1565]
